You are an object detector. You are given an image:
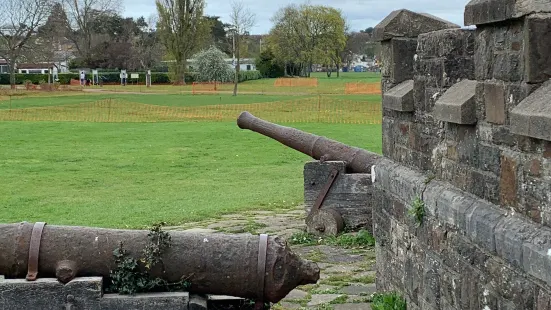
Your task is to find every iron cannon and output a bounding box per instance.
[237,111,380,174]
[0,222,320,304]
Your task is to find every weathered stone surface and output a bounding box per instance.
[0,277,189,310]
[417,29,475,58]
[434,189,476,231]
[373,9,459,41]
[339,284,377,296]
[495,216,538,268]
[388,38,418,84]
[304,161,372,231]
[500,152,519,207]
[511,81,551,141]
[188,294,207,310]
[101,292,189,309]
[307,294,344,306]
[523,229,551,287]
[434,79,478,125]
[485,81,506,124]
[525,14,551,83]
[383,80,414,111]
[465,201,506,253]
[282,289,309,301]
[465,0,551,26]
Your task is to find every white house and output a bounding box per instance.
[184,58,257,72]
[0,59,8,74]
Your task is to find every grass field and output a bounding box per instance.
[0,72,382,229]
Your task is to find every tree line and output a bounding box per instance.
[0,0,376,90]
[259,4,378,78]
[0,0,258,90]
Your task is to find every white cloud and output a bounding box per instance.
[123,0,471,34]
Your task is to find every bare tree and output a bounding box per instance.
[133,14,163,70]
[229,0,256,96]
[61,0,120,65]
[0,0,52,88]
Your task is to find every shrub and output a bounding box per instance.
[371,292,407,310]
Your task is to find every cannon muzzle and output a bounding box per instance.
[237,111,380,173]
[0,222,319,303]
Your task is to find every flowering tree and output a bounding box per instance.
[193,46,234,83]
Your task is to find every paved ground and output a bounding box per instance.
[166,206,375,310]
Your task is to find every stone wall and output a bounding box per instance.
[372,1,551,309]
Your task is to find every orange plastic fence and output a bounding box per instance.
[70,79,82,86]
[192,82,234,94]
[274,78,318,87]
[345,82,381,95]
[0,97,382,124]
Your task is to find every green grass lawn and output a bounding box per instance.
[0,93,320,110]
[0,121,382,229]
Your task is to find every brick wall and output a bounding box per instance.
[372,2,551,309]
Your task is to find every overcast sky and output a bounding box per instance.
[123,0,471,34]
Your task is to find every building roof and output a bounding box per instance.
[17,62,55,69]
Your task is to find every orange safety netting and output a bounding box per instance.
[345,82,381,95]
[274,78,318,87]
[0,97,382,124]
[192,82,233,94]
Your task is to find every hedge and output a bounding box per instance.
[0,70,262,85]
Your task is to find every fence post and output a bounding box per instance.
[317,95,321,123]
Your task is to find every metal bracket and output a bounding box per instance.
[26,222,47,281]
[307,168,340,221]
[255,234,269,310]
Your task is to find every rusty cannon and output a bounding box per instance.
[237,111,381,237]
[0,222,320,304]
[237,111,380,174]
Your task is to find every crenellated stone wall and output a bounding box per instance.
[372,1,551,309]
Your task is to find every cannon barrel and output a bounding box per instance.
[0,222,320,303]
[237,111,380,173]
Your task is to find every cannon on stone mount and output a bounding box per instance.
[0,222,320,306]
[237,111,380,236]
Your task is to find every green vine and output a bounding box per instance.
[409,196,425,226]
[107,222,191,295]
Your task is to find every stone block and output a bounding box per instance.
[465,0,551,25]
[523,228,551,287]
[465,201,506,253]
[434,80,478,125]
[417,29,475,58]
[421,254,442,308]
[511,81,551,141]
[492,52,524,82]
[422,181,447,217]
[189,294,208,310]
[485,81,506,124]
[477,143,502,175]
[390,38,418,84]
[388,165,425,205]
[304,161,372,230]
[435,189,476,231]
[525,14,551,83]
[0,278,66,310]
[495,216,539,268]
[383,80,414,112]
[373,9,459,41]
[100,292,189,309]
[443,57,476,87]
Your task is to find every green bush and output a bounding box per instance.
[238,70,262,82]
[255,50,285,78]
[0,70,261,85]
